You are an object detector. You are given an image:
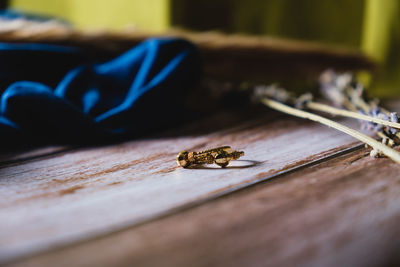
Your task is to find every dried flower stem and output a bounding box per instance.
[305,101,400,130]
[261,97,400,164]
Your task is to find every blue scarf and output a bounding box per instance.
[0,38,202,148]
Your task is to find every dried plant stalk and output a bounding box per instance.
[261,97,400,164]
[305,101,400,129]
[318,70,400,147]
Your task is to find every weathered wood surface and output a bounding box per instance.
[0,106,367,264]
[0,146,69,166]
[13,147,400,267]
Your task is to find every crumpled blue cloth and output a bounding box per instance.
[0,38,201,147]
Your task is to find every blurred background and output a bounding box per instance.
[6,0,400,97]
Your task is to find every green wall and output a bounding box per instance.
[11,0,170,31]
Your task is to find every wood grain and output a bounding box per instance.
[11,147,400,267]
[0,146,69,166]
[0,107,366,264]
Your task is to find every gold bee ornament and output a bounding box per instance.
[177,146,244,168]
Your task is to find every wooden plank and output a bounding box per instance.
[11,146,400,267]
[0,107,369,263]
[0,146,69,166]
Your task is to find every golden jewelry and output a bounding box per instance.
[177,146,244,168]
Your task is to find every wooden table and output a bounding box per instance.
[1,105,399,267]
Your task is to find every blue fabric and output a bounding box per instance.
[0,38,201,147]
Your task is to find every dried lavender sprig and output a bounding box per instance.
[319,69,400,144]
[254,84,400,131]
[253,84,400,163]
[259,97,400,164]
[305,101,400,130]
[253,84,293,103]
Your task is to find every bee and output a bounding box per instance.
[177,146,244,168]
